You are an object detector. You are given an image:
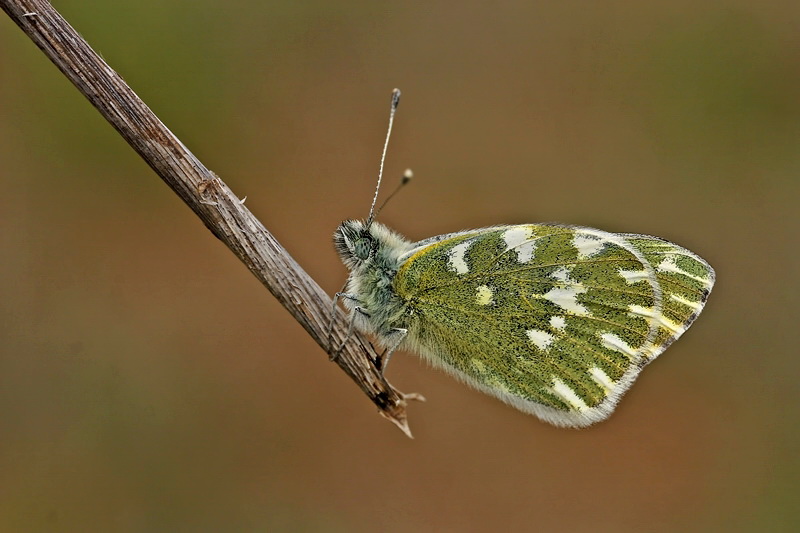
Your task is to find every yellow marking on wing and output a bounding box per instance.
[397,232,484,277]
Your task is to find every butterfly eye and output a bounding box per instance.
[353,236,374,260]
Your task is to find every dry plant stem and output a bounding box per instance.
[1,0,420,437]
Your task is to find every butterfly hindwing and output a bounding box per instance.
[393,224,714,427]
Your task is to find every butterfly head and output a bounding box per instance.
[334,219,378,270]
[334,219,412,274]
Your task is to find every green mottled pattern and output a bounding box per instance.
[625,235,715,355]
[394,225,714,412]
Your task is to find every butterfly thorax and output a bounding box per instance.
[333,220,415,339]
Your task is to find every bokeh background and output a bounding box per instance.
[2,1,798,531]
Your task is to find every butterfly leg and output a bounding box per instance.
[327,286,359,358]
[333,306,370,357]
[377,328,408,374]
[329,296,369,361]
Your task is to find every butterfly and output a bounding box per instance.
[331,90,715,427]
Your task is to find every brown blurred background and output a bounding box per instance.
[1,1,798,531]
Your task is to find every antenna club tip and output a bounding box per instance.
[391,88,401,108]
[402,168,413,183]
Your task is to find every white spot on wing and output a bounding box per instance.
[589,367,615,393]
[600,332,638,357]
[526,329,554,351]
[660,318,687,336]
[550,316,566,330]
[543,285,590,316]
[552,378,588,411]
[574,233,605,259]
[550,267,571,281]
[447,240,473,274]
[657,256,712,287]
[618,268,650,284]
[628,305,685,336]
[628,304,657,319]
[503,226,536,263]
[670,293,702,310]
[475,285,494,306]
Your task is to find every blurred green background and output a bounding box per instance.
[1,1,798,531]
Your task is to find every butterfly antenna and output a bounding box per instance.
[366,88,401,228]
[374,169,413,218]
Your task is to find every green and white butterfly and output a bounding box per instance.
[332,90,715,427]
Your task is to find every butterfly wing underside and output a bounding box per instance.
[394,224,714,427]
